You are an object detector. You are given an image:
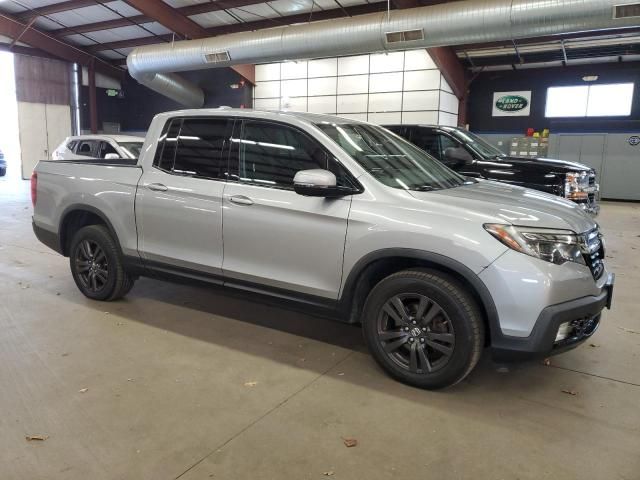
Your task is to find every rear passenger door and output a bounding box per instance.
[136,116,234,275]
[221,120,353,299]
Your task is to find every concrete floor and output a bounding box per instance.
[1,176,639,480]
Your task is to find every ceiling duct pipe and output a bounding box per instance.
[127,0,640,106]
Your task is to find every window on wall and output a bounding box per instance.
[545,83,634,118]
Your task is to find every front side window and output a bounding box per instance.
[409,129,443,160]
[232,120,352,189]
[316,123,465,191]
[447,129,503,159]
[153,117,233,180]
[98,141,118,158]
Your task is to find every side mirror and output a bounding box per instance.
[104,153,121,160]
[293,169,350,198]
[444,147,473,165]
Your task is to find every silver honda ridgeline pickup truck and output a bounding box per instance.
[32,110,614,389]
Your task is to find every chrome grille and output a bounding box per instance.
[580,227,605,279]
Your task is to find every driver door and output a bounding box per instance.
[221,120,354,299]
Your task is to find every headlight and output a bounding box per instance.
[565,172,589,201]
[484,224,586,265]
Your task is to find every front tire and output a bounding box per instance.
[69,225,135,301]
[362,269,484,389]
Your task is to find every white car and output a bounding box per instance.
[52,135,145,161]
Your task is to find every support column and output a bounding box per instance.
[88,60,98,134]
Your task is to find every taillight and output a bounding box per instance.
[31,171,37,207]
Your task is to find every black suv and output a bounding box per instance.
[385,125,599,215]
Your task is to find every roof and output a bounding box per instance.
[1,0,635,80]
[69,134,145,142]
[159,108,369,125]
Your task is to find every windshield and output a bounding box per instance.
[315,123,466,191]
[448,129,504,159]
[117,142,143,159]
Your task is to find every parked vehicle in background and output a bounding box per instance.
[0,148,6,176]
[52,135,145,161]
[32,110,613,389]
[385,125,600,215]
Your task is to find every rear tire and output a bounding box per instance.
[362,269,484,389]
[69,225,135,301]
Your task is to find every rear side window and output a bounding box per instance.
[233,120,352,189]
[76,140,98,157]
[153,117,233,180]
[66,141,77,152]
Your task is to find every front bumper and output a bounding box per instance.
[491,273,614,361]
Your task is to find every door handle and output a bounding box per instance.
[229,195,254,206]
[147,183,168,192]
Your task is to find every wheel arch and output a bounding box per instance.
[58,204,123,257]
[340,249,499,344]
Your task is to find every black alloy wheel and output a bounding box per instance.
[377,294,455,374]
[75,239,109,293]
[362,269,484,389]
[69,224,135,301]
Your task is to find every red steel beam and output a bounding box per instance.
[121,0,208,39]
[0,13,124,79]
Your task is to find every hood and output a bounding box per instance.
[499,155,593,173]
[409,180,596,233]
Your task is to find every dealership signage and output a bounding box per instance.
[492,91,532,117]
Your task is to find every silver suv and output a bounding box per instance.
[32,110,614,389]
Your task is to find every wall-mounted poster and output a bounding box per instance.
[492,91,532,117]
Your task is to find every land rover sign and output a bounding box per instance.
[492,90,532,117]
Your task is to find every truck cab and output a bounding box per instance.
[385,125,599,215]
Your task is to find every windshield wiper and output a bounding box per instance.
[413,185,435,191]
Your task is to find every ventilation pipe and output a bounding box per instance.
[127,0,640,106]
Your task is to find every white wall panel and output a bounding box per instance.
[254,98,280,110]
[337,75,368,95]
[282,96,308,111]
[402,110,439,124]
[441,75,454,94]
[440,91,459,114]
[403,70,440,91]
[338,55,369,76]
[308,58,337,78]
[439,111,458,126]
[368,112,401,124]
[282,79,307,97]
[281,61,308,79]
[253,50,453,128]
[405,50,438,70]
[368,92,402,112]
[254,81,280,98]
[255,63,280,81]
[370,52,404,73]
[308,96,337,114]
[402,90,439,111]
[308,77,337,96]
[369,72,403,93]
[337,94,368,113]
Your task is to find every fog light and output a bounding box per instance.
[555,322,572,342]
